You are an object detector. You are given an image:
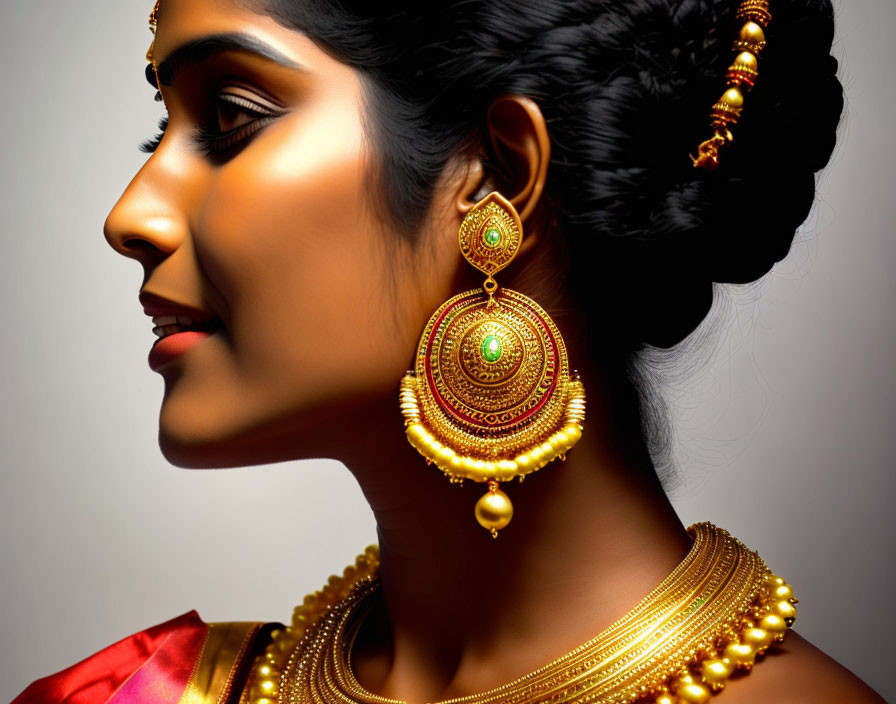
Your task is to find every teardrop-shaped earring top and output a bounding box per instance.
[400,192,586,537]
[458,192,523,287]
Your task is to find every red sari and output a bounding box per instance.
[13,611,280,704]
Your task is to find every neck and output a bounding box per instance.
[334,359,692,704]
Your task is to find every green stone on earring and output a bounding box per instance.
[483,227,502,247]
[481,334,502,362]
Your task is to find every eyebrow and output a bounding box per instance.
[150,32,304,86]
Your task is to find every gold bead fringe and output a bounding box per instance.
[401,374,586,484]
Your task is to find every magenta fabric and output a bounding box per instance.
[13,610,208,704]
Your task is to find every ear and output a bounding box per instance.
[455,95,551,227]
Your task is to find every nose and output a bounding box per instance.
[104,160,190,266]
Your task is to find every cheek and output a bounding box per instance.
[193,95,415,405]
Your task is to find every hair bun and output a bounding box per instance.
[563,0,845,348]
[261,0,844,348]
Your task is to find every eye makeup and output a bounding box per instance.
[140,87,285,157]
[194,91,283,155]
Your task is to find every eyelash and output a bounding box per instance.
[139,93,281,156]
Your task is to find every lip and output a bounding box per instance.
[140,290,220,321]
[149,330,218,371]
[140,290,223,371]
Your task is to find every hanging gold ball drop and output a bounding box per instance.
[474,482,513,537]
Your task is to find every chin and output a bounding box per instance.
[158,429,313,469]
[158,439,219,469]
[156,398,337,469]
[157,426,245,469]
[155,379,273,467]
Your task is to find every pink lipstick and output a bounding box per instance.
[140,292,223,371]
[149,330,218,370]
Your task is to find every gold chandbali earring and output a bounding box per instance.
[399,192,586,536]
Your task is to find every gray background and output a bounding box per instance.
[1,1,893,701]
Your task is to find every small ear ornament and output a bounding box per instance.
[399,193,586,537]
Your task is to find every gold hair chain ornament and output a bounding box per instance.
[242,523,798,704]
[692,0,772,170]
[399,192,586,536]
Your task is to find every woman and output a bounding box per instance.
[14,0,885,702]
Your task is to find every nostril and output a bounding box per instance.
[104,196,187,258]
[123,238,163,254]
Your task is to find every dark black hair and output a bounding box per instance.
[246,0,844,472]
[250,0,842,346]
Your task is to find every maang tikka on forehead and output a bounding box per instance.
[146,0,162,68]
[146,0,163,100]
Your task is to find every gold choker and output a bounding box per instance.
[243,523,797,704]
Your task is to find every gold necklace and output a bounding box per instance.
[243,523,797,704]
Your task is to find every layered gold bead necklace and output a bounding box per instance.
[242,523,797,704]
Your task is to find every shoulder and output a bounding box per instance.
[13,611,280,704]
[717,631,885,704]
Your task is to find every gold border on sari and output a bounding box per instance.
[178,621,263,704]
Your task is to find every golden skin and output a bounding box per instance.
[104,1,883,701]
[106,5,429,467]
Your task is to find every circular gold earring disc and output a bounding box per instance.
[411,287,572,460]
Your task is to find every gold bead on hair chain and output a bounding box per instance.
[692,0,772,170]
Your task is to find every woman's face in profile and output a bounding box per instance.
[104,0,464,468]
